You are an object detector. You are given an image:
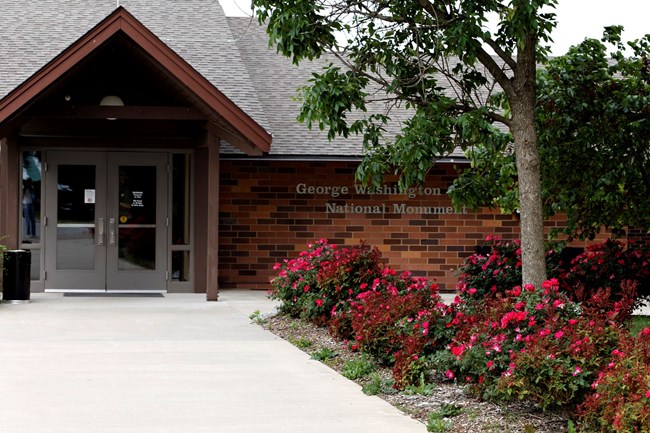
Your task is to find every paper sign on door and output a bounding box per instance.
[84,189,96,204]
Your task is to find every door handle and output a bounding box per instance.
[97,218,105,246]
[109,218,116,246]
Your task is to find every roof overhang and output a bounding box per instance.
[0,6,271,155]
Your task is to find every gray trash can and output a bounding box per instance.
[2,249,31,304]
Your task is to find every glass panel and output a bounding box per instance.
[172,154,191,245]
[22,151,42,243]
[118,166,156,270]
[56,165,96,270]
[171,250,190,281]
[118,228,156,270]
[29,248,40,280]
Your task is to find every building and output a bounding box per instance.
[0,1,612,299]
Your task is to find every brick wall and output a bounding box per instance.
[629,227,650,246]
[218,160,610,292]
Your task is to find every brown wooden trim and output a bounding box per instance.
[0,138,6,246]
[206,122,263,157]
[194,140,209,295]
[29,106,205,121]
[0,7,271,154]
[0,137,20,248]
[194,133,221,299]
[206,135,220,301]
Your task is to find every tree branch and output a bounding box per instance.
[482,37,517,71]
[412,0,516,98]
[474,46,515,98]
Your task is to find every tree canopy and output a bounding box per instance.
[252,0,649,287]
[539,29,650,240]
[452,27,650,240]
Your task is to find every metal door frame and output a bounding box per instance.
[43,151,168,292]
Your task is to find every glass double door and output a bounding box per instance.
[44,152,167,292]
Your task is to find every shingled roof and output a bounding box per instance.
[225,16,373,157]
[0,0,270,134]
[0,1,468,159]
[226,16,469,159]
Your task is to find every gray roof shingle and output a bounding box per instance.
[225,16,369,157]
[0,0,271,134]
[226,17,468,159]
[0,1,466,159]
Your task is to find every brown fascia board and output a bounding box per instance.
[0,6,271,155]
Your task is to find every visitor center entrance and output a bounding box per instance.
[43,151,168,292]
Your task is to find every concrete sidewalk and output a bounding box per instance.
[0,290,427,433]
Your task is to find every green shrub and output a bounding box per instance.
[347,270,455,387]
[269,239,336,318]
[269,239,382,325]
[577,327,650,432]
[350,272,446,361]
[494,312,621,409]
[561,239,650,318]
[427,404,462,432]
[0,241,6,273]
[311,347,338,362]
[628,315,650,336]
[288,336,313,349]
[456,236,523,300]
[434,278,624,409]
[403,372,436,396]
[269,236,650,419]
[457,237,650,323]
[427,416,452,432]
[342,355,376,380]
[248,309,267,325]
[361,372,396,396]
[456,235,559,302]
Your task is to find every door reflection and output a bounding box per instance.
[56,165,96,270]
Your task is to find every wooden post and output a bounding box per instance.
[194,133,220,300]
[206,134,220,301]
[0,137,19,249]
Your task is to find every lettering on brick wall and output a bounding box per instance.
[295,183,468,215]
[295,183,443,199]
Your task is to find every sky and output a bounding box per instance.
[218,0,649,55]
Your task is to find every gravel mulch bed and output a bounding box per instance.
[257,312,573,433]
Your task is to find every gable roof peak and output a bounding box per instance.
[0,2,271,154]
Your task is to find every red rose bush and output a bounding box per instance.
[269,238,650,430]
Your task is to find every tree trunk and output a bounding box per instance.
[511,35,547,289]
